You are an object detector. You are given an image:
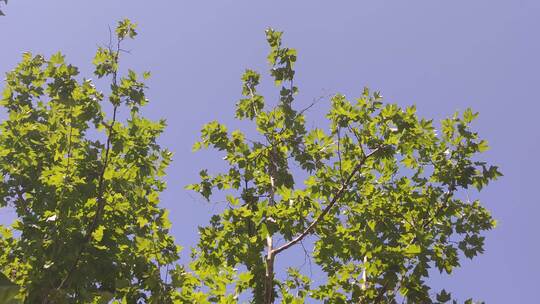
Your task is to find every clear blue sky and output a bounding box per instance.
[1,1,538,302]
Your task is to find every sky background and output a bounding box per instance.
[1,1,538,302]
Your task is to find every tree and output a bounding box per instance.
[186,29,501,303]
[0,19,180,303]
[0,18,502,303]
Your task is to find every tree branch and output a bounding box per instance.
[264,145,278,304]
[271,146,382,256]
[56,37,123,291]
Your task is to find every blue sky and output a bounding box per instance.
[1,1,538,302]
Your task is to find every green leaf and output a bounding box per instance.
[463,108,478,123]
[116,18,138,39]
[92,225,105,243]
[477,140,489,152]
[436,289,452,303]
[404,244,422,255]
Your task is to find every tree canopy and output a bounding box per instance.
[0,19,501,303]
[0,20,179,303]
[185,29,501,303]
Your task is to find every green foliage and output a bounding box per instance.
[0,17,501,303]
[0,19,180,303]
[186,29,501,303]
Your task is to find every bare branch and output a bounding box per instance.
[299,239,314,277]
[297,93,329,116]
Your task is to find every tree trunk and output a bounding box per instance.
[264,235,275,304]
[264,253,275,304]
